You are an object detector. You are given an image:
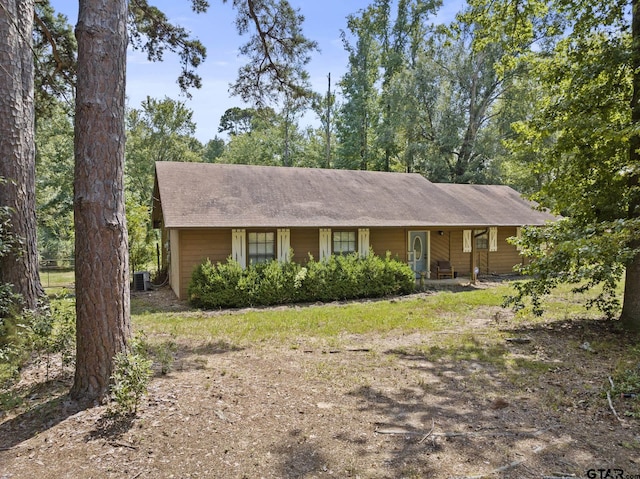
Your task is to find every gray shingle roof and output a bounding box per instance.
[154,162,555,228]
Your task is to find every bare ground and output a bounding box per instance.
[1,286,640,479]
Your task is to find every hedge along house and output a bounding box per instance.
[152,162,556,300]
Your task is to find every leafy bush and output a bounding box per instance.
[188,251,415,309]
[108,336,153,416]
[189,258,246,308]
[0,185,76,392]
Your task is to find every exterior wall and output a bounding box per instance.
[177,228,232,299]
[488,227,523,274]
[369,228,407,261]
[290,228,319,263]
[168,225,525,299]
[449,230,471,274]
[429,230,452,273]
[431,227,523,277]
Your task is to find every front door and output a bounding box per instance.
[408,231,428,279]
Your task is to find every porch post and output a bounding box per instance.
[470,231,477,284]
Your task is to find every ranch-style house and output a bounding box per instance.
[152,162,555,300]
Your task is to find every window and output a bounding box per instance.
[413,235,423,261]
[333,231,356,255]
[475,230,488,250]
[248,231,275,265]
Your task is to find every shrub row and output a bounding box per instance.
[188,252,416,309]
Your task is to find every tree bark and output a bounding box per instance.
[0,0,45,310]
[71,0,131,401]
[621,254,640,330]
[621,0,640,331]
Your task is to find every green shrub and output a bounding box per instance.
[0,297,76,390]
[108,336,153,416]
[251,260,300,306]
[188,251,415,309]
[18,294,76,381]
[188,258,246,308]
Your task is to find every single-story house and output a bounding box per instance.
[152,162,555,300]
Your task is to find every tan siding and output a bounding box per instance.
[439,228,524,277]
[450,230,472,275]
[477,249,489,274]
[172,226,525,300]
[429,230,451,274]
[290,228,319,263]
[487,227,523,274]
[178,229,232,299]
[370,228,407,261]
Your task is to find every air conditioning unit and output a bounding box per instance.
[133,271,150,291]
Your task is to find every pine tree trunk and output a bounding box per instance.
[621,253,640,330]
[621,0,640,331]
[71,0,131,401]
[0,0,45,311]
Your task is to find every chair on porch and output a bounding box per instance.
[436,260,454,279]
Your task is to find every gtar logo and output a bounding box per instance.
[586,469,624,479]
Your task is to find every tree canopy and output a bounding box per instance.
[465,0,640,328]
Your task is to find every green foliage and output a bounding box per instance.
[189,258,247,308]
[220,127,283,166]
[108,336,153,416]
[505,220,636,318]
[0,294,75,388]
[151,339,177,375]
[126,194,156,273]
[125,96,202,273]
[218,107,256,136]
[33,2,77,117]
[203,136,226,163]
[21,296,76,380]
[188,252,415,309]
[126,96,203,204]
[463,0,640,325]
[334,1,516,180]
[35,102,75,261]
[218,107,311,167]
[336,8,382,171]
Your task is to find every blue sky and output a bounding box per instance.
[49,1,464,142]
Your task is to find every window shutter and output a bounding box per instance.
[489,227,498,252]
[463,230,472,253]
[232,229,246,268]
[319,228,331,260]
[358,228,370,257]
[277,228,290,262]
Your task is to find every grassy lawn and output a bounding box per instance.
[39,269,75,294]
[132,280,614,347]
[132,285,512,345]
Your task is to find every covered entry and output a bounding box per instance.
[408,231,430,279]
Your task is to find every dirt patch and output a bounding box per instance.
[2,286,640,479]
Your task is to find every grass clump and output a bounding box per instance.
[188,252,415,309]
[610,345,640,418]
